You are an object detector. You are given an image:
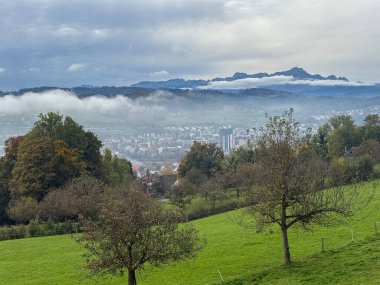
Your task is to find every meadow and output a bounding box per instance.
[0,180,379,285]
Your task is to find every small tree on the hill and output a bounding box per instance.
[244,110,372,265]
[178,142,224,203]
[77,183,204,285]
[178,141,224,184]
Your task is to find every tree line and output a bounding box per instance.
[173,113,379,206]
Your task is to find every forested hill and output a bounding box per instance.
[1,85,380,100]
[1,84,379,100]
[0,86,296,99]
[0,86,154,98]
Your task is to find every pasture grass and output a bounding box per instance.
[222,237,380,285]
[0,180,379,285]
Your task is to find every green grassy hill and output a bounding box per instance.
[0,180,379,285]
[223,237,380,285]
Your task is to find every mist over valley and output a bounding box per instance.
[1,69,379,163]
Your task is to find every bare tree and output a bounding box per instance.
[77,183,204,285]
[244,110,372,265]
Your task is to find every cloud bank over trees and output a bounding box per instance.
[0,90,165,116]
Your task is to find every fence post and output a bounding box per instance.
[217,268,224,282]
[321,237,324,253]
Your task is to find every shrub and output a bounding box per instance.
[57,220,73,234]
[7,197,39,223]
[15,224,26,239]
[330,155,375,185]
[28,218,41,237]
[354,155,374,181]
[41,218,57,236]
[330,157,353,186]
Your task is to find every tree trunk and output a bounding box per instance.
[281,226,291,265]
[128,269,137,285]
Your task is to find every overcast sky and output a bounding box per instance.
[0,0,379,90]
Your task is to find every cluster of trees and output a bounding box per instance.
[174,141,226,208]
[310,114,380,160]
[310,114,380,184]
[0,112,204,285]
[0,112,133,224]
[172,140,256,210]
[173,113,379,210]
[173,110,376,264]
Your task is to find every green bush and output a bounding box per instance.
[28,218,41,237]
[41,218,57,236]
[330,155,375,186]
[354,155,374,181]
[0,225,27,240]
[57,220,73,234]
[0,220,80,241]
[0,227,7,240]
[15,225,26,239]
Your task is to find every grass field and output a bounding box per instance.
[223,237,380,285]
[0,180,379,285]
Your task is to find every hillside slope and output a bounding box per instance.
[222,237,380,285]
[0,180,379,285]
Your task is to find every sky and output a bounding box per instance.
[0,0,379,90]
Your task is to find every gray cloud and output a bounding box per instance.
[0,0,379,89]
[66,63,85,72]
[28,67,40,72]
[150,70,169,79]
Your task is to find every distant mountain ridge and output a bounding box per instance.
[213,67,348,82]
[131,67,349,89]
[1,67,378,98]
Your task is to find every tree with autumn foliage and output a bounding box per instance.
[31,112,104,177]
[3,112,107,223]
[244,110,372,265]
[0,136,24,223]
[77,183,204,285]
[10,135,87,202]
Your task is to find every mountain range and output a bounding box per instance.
[0,67,379,98]
[131,67,350,89]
